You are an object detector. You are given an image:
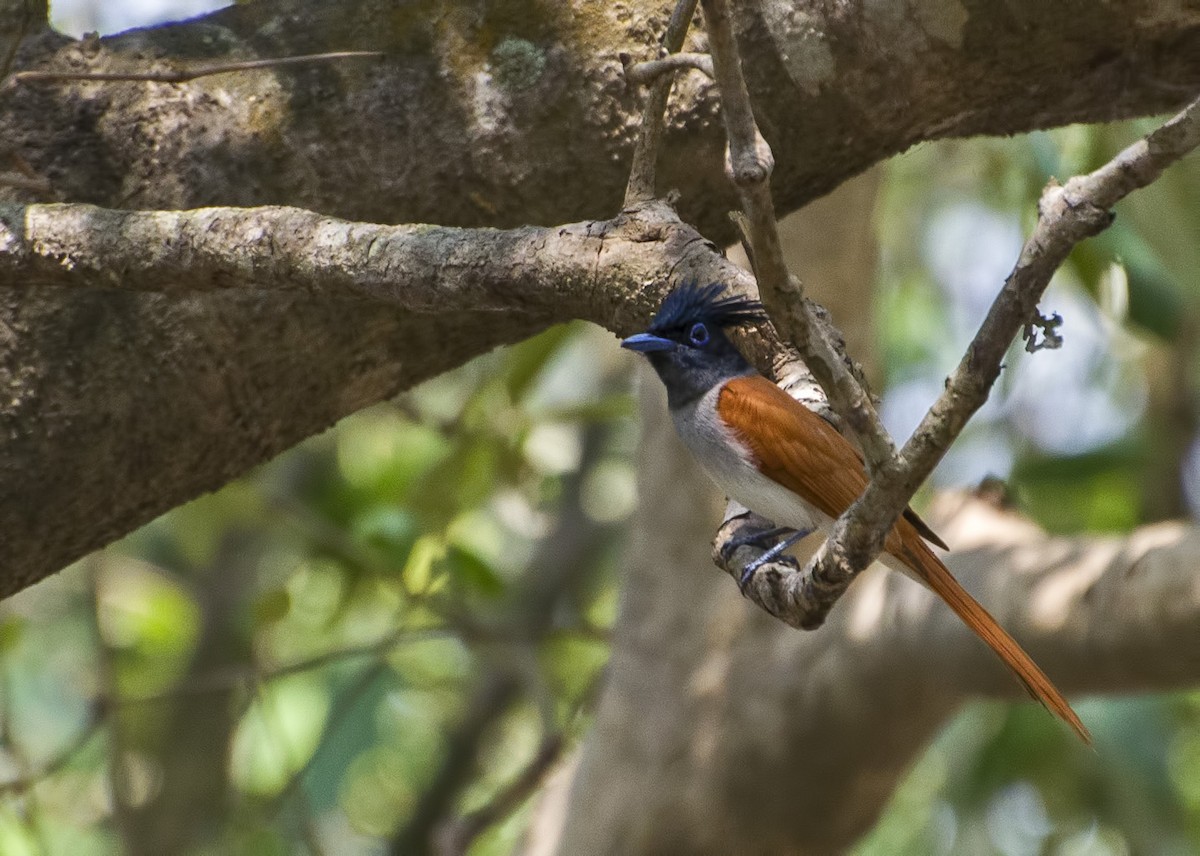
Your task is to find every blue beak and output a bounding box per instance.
[621,332,675,353]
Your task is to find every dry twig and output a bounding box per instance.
[699,0,897,470]
[623,0,701,205]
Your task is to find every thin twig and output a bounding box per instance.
[0,705,104,796]
[623,0,701,205]
[879,95,1200,530]
[86,559,137,851]
[699,0,897,470]
[107,619,604,707]
[390,670,522,856]
[387,420,618,855]
[112,627,453,706]
[436,734,565,856]
[9,51,382,86]
[435,664,607,855]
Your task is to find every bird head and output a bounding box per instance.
[621,283,765,408]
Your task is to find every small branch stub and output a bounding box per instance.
[723,131,775,186]
[623,52,714,86]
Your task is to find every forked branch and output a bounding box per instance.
[697,0,1200,628]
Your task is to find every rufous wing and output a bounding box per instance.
[717,375,872,520]
[716,376,945,546]
[716,375,1090,743]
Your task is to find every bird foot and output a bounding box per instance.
[734,528,810,594]
[719,525,793,565]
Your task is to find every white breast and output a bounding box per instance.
[671,384,832,536]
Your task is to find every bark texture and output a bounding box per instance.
[1,1,1198,590]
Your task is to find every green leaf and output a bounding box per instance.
[252,587,291,628]
[351,506,419,572]
[445,544,505,598]
[229,674,332,796]
[0,617,25,656]
[504,325,574,401]
[336,409,452,499]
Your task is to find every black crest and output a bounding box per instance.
[647,283,765,334]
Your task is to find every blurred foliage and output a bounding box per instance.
[0,318,632,854]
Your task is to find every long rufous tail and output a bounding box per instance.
[888,529,1092,745]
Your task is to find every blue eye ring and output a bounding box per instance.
[689,322,710,346]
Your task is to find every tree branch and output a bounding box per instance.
[388,419,617,854]
[0,202,696,305]
[0,200,783,318]
[705,29,1200,628]
[436,734,565,856]
[0,200,771,598]
[623,0,700,205]
[4,1,1196,238]
[814,91,1200,604]
[623,52,713,87]
[0,702,103,796]
[908,492,1200,700]
[701,0,901,473]
[388,670,522,856]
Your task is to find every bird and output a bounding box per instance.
[621,281,1090,744]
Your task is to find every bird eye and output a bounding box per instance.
[689,322,710,346]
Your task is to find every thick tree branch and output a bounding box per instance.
[0,202,706,307]
[909,492,1200,700]
[0,199,772,597]
[0,195,855,599]
[4,1,1196,236]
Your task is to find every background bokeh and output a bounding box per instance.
[4,2,1198,854]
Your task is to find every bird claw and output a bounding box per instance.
[738,560,762,593]
[719,525,793,565]
[734,529,809,594]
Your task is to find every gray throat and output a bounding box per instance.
[646,344,753,411]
